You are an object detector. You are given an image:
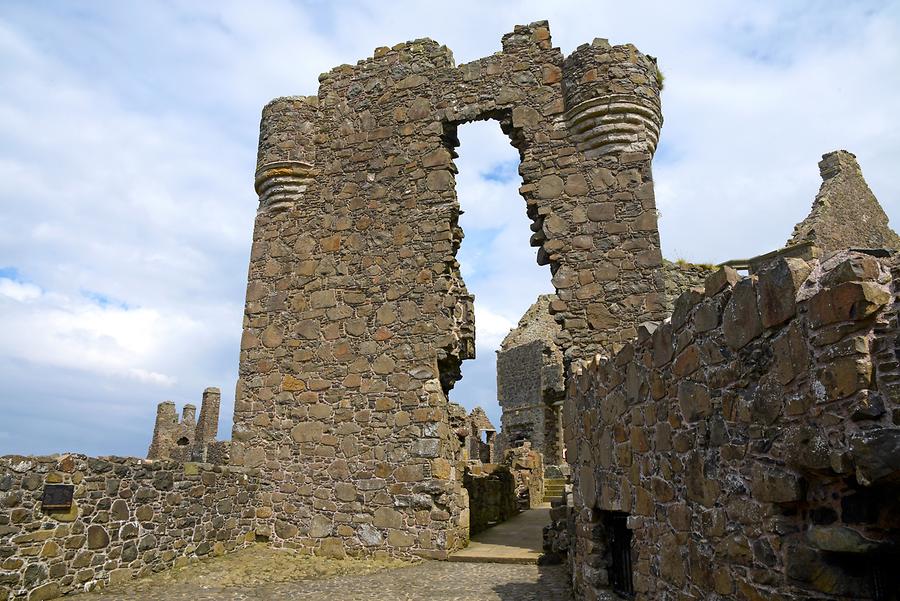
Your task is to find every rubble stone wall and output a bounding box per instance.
[662,259,714,312]
[565,252,900,600]
[496,295,567,464]
[0,454,267,600]
[462,465,518,536]
[232,21,666,559]
[147,387,223,463]
[505,444,545,510]
[789,150,900,253]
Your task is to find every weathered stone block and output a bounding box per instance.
[750,464,801,503]
[807,281,890,327]
[704,266,740,297]
[756,258,810,328]
[723,278,762,349]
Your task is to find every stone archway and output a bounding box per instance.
[232,20,665,559]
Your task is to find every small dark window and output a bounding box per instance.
[176,437,190,446]
[606,512,634,598]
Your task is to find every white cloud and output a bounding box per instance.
[0,278,41,302]
[473,306,516,352]
[0,1,897,454]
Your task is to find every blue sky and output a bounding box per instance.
[1,1,899,456]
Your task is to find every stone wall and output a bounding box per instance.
[232,21,666,559]
[662,259,714,312]
[462,464,518,536]
[0,454,266,600]
[496,295,566,465]
[564,252,900,600]
[504,444,544,511]
[789,150,900,253]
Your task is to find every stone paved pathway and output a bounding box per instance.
[72,561,572,600]
[451,506,550,564]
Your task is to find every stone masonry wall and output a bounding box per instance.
[565,252,900,600]
[462,465,518,536]
[147,387,222,463]
[232,21,666,559]
[662,259,714,313]
[789,150,900,254]
[0,455,266,600]
[497,295,566,464]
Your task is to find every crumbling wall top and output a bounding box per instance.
[788,149,900,253]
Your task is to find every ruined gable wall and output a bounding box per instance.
[0,455,268,600]
[497,295,567,463]
[232,21,666,559]
[789,150,900,253]
[497,340,547,452]
[565,253,900,600]
[147,402,196,461]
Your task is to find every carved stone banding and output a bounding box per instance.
[565,95,662,156]
[254,160,315,212]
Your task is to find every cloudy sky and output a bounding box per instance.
[1,1,898,456]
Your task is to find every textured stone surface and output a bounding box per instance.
[496,295,565,465]
[564,250,900,600]
[462,465,517,536]
[0,454,266,599]
[231,21,666,560]
[789,150,900,253]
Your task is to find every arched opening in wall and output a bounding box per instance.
[445,117,556,532]
[446,117,554,445]
[176,437,189,446]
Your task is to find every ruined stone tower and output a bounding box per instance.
[232,21,666,558]
[147,387,221,462]
[496,294,566,465]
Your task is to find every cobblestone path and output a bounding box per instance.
[72,560,572,601]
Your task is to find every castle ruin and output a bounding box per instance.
[1,20,899,601]
[147,387,225,463]
[496,294,566,466]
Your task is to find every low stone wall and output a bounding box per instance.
[504,445,544,510]
[0,454,267,600]
[542,494,573,565]
[462,464,517,536]
[662,258,715,312]
[565,251,900,600]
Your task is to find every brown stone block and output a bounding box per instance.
[849,428,900,485]
[282,375,306,391]
[677,381,710,422]
[652,322,674,367]
[817,356,872,400]
[394,465,424,482]
[750,463,801,503]
[672,344,701,377]
[723,278,763,349]
[756,257,810,328]
[807,281,890,327]
[542,64,562,84]
[704,265,740,297]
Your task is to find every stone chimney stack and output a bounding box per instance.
[181,404,197,428]
[195,387,221,446]
[147,401,177,460]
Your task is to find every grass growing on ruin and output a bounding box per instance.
[674,257,718,270]
[87,545,416,594]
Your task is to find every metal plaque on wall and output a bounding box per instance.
[41,484,74,510]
